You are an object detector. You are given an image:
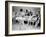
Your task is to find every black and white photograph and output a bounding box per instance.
[12,6,41,30]
[5,1,45,36]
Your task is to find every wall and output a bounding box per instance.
[0,0,46,37]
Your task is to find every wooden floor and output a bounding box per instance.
[12,24,40,31]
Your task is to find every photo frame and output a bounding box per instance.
[5,1,45,36]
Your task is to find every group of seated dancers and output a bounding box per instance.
[12,8,40,28]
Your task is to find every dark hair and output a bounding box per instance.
[26,9,28,12]
[24,21,28,24]
[20,9,23,12]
